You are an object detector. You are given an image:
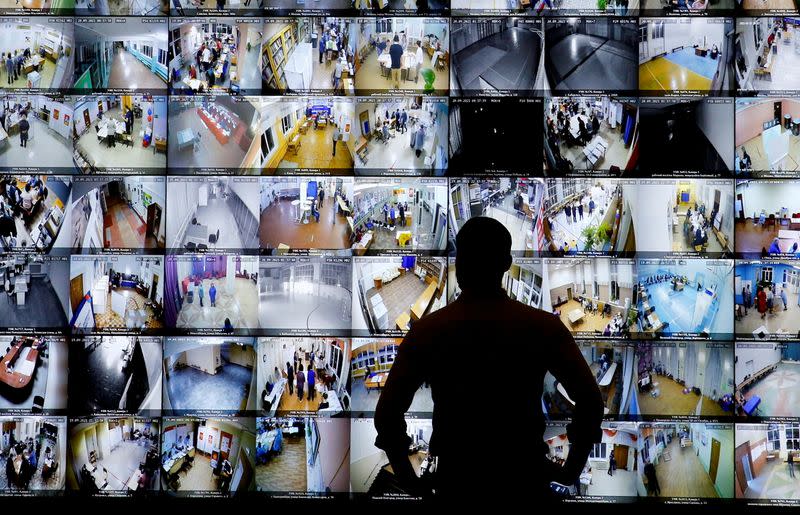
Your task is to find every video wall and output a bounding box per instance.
[1,0,800,507]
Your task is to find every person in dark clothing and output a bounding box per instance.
[18,114,29,148]
[608,453,616,476]
[644,460,660,495]
[374,216,605,503]
[398,203,405,227]
[286,361,294,396]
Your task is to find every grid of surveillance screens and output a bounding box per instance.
[4,0,800,508]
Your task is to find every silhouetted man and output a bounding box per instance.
[374,216,605,502]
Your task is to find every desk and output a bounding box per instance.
[0,338,39,388]
[176,128,195,150]
[197,107,231,145]
[365,372,389,389]
[337,195,351,214]
[126,469,142,491]
[395,311,410,331]
[183,77,204,91]
[185,223,209,246]
[317,388,343,414]
[568,309,584,325]
[410,282,437,321]
[22,55,43,74]
[743,396,761,416]
[598,362,617,387]
[647,312,663,331]
[287,133,301,155]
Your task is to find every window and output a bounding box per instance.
[158,49,167,67]
[261,127,276,161]
[767,426,781,451]
[545,179,559,211]
[281,113,292,134]
[787,424,800,450]
[589,443,607,459]
[142,45,153,59]
[760,267,774,283]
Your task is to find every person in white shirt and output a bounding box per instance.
[414,41,424,83]
[20,184,35,211]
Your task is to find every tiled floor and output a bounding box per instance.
[94,288,162,331]
[1,56,59,89]
[108,48,168,91]
[584,467,637,497]
[168,107,250,170]
[183,195,258,249]
[0,116,73,169]
[166,360,252,412]
[741,362,800,418]
[259,198,350,249]
[365,273,427,330]
[753,36,800,92]
[738,289,800,335]
[75,107,167,170]
[358,116,440,172]
[548,36,636,91]
[351,377,432,414]
[453,27,541,92]
[737,130,800,173]
[357,47,448,93]
[259,285,351,332]
[0,277,67,328]
[177,277,259,330]
[89,440,152,491]
[743,455,800,499]
[255,431,306,492]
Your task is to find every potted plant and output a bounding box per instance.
[596,222,613,250]
[581,225,597,251]
[598,0,607,8]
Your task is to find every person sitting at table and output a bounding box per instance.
[769,237,782,255]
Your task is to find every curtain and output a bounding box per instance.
[703,347,723,400]
[165,257,180,327]
[685,345,698,389]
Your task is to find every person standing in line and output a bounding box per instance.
[608,453,616,476]
[398,203,405,227]
[332,124,340,157]
[307,367,316,401]
[197,281,205,307]
[209,283,217,307]
[18,113,29,148]
[389,35,403,90]
[383,202,389,224]
[296,364,306,401]
[758,286,768,319]
[286,361,294,396]
[781,286,789,311]
[319,187,325,208]
[565,203,572,224]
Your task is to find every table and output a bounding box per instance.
[647,312,663,331]
[337,195,351,213]
[743,396,761,416]
[395,311,410,331]
[287,133,301,155]
[0,338,39,388]
[176,128,195,150]
[598,362,617,387]
[182,77,204,91]
[197,107,231,145]
[185,223,209,246]
[317,388,343,414]
[411,282,437,321]
[126,469,142,491]
[567,309,584,325]
[365,372,389,390]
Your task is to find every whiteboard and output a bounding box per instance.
[763,124,790,169]
[111,290,127,317]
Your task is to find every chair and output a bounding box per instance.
[197,244,208,250]
[209,229,219,245]
[185,242,197,251]
[31,395,44,413]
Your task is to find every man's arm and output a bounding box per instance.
[546,317,605,483]
[374,328,426,488]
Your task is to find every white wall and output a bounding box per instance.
[735,344,781,385]
[737,182,800,219]
[696,101,734,171]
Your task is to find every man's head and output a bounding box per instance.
[456,217,512,292]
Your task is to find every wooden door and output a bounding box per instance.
[219,431,233,461]
[615,445,629,470]
[151,274,159,301]
[709,438,721,484]
[70,274,84,313]
[146,203,161,238]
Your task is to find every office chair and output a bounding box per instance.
[185,242,197,251]
[197,243,208,250]
[209,229,219,245]
[31,396,44,413]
